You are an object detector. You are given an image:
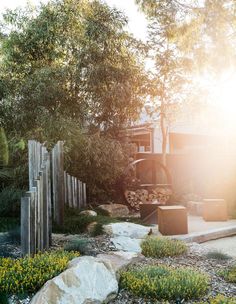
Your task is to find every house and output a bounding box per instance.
[122,106,234,204]
[124,105,228,155]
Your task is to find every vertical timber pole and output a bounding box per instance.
[21,197,31,256]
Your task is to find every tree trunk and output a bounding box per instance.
[160,102,167,167]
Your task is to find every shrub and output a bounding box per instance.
[209,295,236,304]
[67,134,135,203]
[200,295,236,304]
[53,209,119,234]
[120,265,209,301]
[5,227,21,244]
[0,250,80,295]
[219,264,236,283]
[0,186,23,217]
[0,128,9,167]
[0,217,19,233]
[53,208,146,235]
[53,214,96,234]
[90,222,104,237]
[64,238,90,254]
[205,250,231,261]
[141,236,187,258]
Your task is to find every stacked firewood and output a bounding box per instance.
[124,187,172,211]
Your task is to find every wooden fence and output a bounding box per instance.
[21,141,51,256]
[64,172,87,209]
[21,140,87,256]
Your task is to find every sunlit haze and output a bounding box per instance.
[195,70,236,132]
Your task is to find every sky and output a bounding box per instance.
[0,0,148,40]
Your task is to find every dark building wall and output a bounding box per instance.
[136,152,236,210]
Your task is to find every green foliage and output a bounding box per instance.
[0,186,23,216]
[209,295,236,304]
[199,295,236,304]
[219,264,236,283]
[0,168,12,181]
[0,293,8,304]
[53,211,116,235]
[205,250,231,261]
[136,0,236,74]
[0,217,19,233]
[120,265,209,301]
[0,128,9,167]
[64,238,90,255]
[5,227,21,245]
[0,0,147,137]
[90,222,104,237]
[0,250,80,295]
[7,137,28,189]
[67,133,135,202]
[53,208,142,235]
[141,236,187,258]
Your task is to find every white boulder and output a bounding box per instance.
[96,251,143,275]
[111,236,142,253]
[31,256,118,304]
[104,222,153,239]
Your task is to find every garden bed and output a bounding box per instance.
[1,213,236,303]
[110,242,236,303]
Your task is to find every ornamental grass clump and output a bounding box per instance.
[120,265,209,301]
[219,264,236,283]
[205,250,231,261]
[141,236,187,258]
[0,250,80,295]
[64,238,90,254]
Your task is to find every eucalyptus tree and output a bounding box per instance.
[0,0,147,140]
[136,0,193,165]
[136,0,236,165]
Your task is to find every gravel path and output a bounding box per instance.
[0,232,21,258]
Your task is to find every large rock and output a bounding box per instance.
[104,222,154,239]
[31,256,118,304]
[111,236,142,253]
[104,222,159,253]
[96,251,144,277]
[97,204,129,217]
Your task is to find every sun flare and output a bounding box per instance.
[196,71,236,131]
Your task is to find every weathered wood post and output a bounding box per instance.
[21,197,31,256]
[22,139,87,256]
[52,141,65,226]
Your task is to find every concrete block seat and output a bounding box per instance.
[203,199,228,222]
[158,205,188,235]
[140,203,162,225]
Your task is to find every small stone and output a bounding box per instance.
[79,210,97,217]
[86,221,97,234]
